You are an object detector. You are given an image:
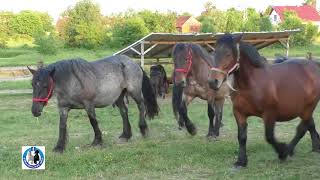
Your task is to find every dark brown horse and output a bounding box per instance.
[150,64,169,99]
[172,43,230,138]
[208,34,320,168]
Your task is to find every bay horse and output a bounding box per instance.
[172,43,230,138]
[207,34,320,168]
[28,55,159,153]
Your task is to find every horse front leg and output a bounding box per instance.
[206,103,215,139]
[178,94,196,135]
[53,107,70,153]
[234,109,248,168]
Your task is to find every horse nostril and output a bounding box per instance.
[208,79,219,90]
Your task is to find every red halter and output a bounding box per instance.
[175,46,193,74]
[32,78,54,106]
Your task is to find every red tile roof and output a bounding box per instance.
[272,5,320,22]
[176,16,191,27]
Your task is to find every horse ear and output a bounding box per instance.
[233,34,244,43]
[27,66,36,75]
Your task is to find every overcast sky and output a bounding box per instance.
[0,0,305,22]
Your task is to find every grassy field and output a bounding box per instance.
[0,80,31,90]
[1,94,320,179]
[0,48,116,67]
[0,44,319,67]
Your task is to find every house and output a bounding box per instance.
[176,16,201,33]
[269,5,320,27]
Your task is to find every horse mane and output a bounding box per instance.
[172,43,213,66]
[217,34,266,68]
[239,42,266,67]
[46,58,96,84]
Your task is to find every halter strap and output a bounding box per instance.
[32,78,54,106]
[175,46,193,74]
[210,43,240,75]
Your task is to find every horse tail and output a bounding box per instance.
[141,69,159,119]
[172,83,184,128]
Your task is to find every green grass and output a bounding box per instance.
[1,94,320,179]
[0,47,117,67]
[0,43,319,67]
[0,80,31,90]
[260,44,320,58]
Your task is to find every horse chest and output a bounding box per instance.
[232,92,264,116]
[185,80,209,99]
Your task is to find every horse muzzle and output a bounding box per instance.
[208,79,222,91]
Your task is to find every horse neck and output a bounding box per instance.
[190,56,209,83]
[234,56,262,89]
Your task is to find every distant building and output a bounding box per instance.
[176,16,201,33]
[269,5,320,28]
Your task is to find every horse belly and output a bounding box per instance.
[93,79,124,107]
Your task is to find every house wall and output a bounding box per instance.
[269,10,281,25]
[181,17,201,33]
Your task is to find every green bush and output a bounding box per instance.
[34,33,60,55]
[111,17,149,48]
[61,0,107,49]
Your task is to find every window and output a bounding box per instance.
[274,14,277,21]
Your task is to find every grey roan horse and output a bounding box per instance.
[28,55,159,153]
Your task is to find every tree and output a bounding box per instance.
[8,11,53,37]
[279,11,318,46]
[0,11,14,47]
[200,16,215,33]
[259,16,273,31]
[61,0,107,49]
[111,17,149,48]
[199,2,226,33]
[225,8,244,32]
[137,10,177,33]
[242,8,260,32]
[304,0,316,6]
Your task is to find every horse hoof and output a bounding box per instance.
[233,161,247,169]
[312,149,320,153]
[53,147,64,153]
[142,128,150,138]
[117,138,129,144]
[278,143,289,161]
[186,124,197,136]
[206,134,218,141]
[91,141,103,147]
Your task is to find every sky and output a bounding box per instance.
[0,0,306,22]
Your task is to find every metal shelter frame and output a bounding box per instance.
[114,30,300,67]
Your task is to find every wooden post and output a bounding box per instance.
[286,39,290,57]
[141,41,145,67]
[156,58,160,64]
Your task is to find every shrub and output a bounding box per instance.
[111,17,149,48]
[34,33,60,55]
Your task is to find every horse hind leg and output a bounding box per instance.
[129,90,149,137]
[115,91,132,143]
[287,120,310,156]
[308,118,320,152]
[264,119,288,161]
[85,105,103,146]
